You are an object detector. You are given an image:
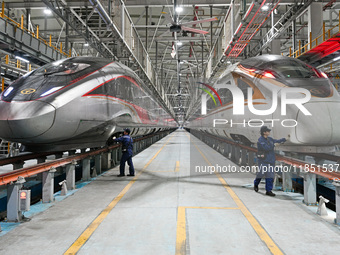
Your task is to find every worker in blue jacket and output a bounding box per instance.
[113,128,135,177]
[254,126,286,196]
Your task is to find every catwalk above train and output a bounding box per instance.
[0,57,176,151]
[187,55,340,153]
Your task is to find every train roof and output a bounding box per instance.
[239,54,304,68]
[64,56,114,65]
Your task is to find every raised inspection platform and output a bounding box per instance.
[0,130,339,255]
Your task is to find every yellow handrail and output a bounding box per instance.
[1,1,69,57]
[1,78,4,92]
[291,22,340,58]
[1,1,4,18]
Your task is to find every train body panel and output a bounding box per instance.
[188,55,340,152]
[0,57,175,151]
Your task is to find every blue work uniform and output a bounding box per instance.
[114,135,135,175]
[254,136,286,192]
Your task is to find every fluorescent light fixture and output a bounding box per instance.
[177,41,182,46]
[15,56,29,63]
[84,43,89,46]
[40,86,63,97]
[44,9,52,15]
[261,5,269,11]
[227,61,231,64]
[4,87,14,97]
[175,7,183,13]
[334,56,340,61]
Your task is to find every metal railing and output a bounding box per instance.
[1,1,70,57]
[290,17,340,58]
[0,130,173,185]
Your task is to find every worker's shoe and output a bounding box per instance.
[127,174,135,176]
[266,191,276,196]
[117,174,125,177]
[254,185,259,192]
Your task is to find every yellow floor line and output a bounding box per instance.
[176,206,239,254]
[176,206,186,255]
[175,161,180,172]
[64,134,175,255]
[185,133,284,255]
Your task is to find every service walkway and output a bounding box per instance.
[0,130,340,255]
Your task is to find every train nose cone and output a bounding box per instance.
[0,101,55,140]
[296,102,340,145]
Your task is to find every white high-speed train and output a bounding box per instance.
[0,57,176,151]
[188,55,340,153]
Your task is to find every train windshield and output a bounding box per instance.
[262,59,332,98]
[264,60,319,79]
[1,58,111,102]
[33,61,90,76]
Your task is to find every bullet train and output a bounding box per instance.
[0,57,176,152]
[188,55,340,153]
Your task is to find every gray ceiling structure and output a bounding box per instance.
[1,0,340,123]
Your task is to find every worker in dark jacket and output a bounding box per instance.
[254,126,286,196]
[113,128,135,177]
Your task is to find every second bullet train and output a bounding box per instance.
[0,57,176,151]
[188,55,340,153]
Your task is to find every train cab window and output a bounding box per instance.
[34,62,90,76]
[264,60,319,79]
[113,79,123,98]
[217,88,233,105]
[1,58,111,102]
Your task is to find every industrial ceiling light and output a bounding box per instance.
[15,56,29,63]
[177,41,183,46]
[84,43,89,46]
[44,8,52,15]
[334,56,340,61]
[175,7,183,13]
[261,5,269,11]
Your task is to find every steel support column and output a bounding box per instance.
[303,172,317,205]
[66,160,76,190]
[42,168,56,203]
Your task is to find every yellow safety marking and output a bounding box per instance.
[176,206,186,255]
[64,134,175,255]
[175,161,180,172]
[176,206,239,254]
[147,161,180,172]
[147,170,177,173]
[185,133,284,255]
[181,206,239,210]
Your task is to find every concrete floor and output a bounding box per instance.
[0,129,339,255]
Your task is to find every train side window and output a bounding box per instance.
[114,79,123,98]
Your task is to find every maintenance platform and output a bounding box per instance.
[0,130,339,255]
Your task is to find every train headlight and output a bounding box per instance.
[3,87,14,97]
[320,71,328,78]
[263,72,275,79]
[40,86,63,97]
